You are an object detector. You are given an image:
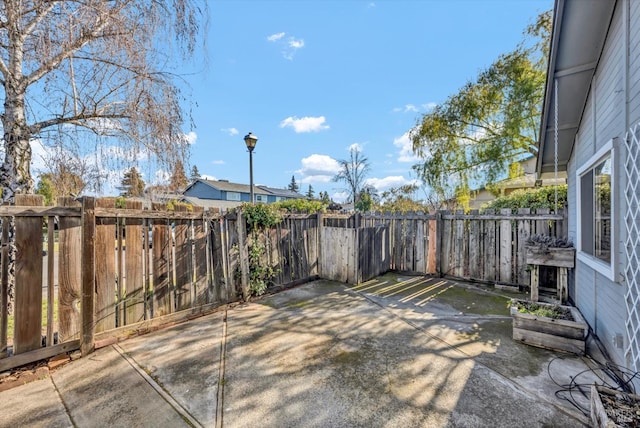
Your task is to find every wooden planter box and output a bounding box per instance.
[525,246,575,303]
[511,299,588,354]
[525,246,575,268]
[591,385,640,427]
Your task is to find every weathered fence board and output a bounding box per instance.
[152,206,173,317]
[95,198,117,333]
[58,197,82,342]
[124,201,145,325]
[499,209,512,283]
[174,205,192,311]
[517,208,532,285]
[193,214,209,305]
[484,210,497,282]
[13,195,44,354]
[468,210,480,279]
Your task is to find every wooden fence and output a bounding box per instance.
[0,200,565,371]
[318,208,565,285]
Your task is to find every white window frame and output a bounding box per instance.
[576,138,616,281]
[226,192,241,201]
[255,194,267,203]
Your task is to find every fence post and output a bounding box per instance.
[316,211,323,278]
[435,211,443,277]
[81,197,96,356]
[236,209,250,300]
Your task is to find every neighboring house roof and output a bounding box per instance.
[184,179,271,196]
[257,185,304,199]
[537,0,616,175]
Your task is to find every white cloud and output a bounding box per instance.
[221,127,239,136]
[393,131,419,163]
[201,174,217,181]
[332,191,349,204]
[365,176,416,192]
[348,143,363,152]
[182,131,197,145]
[288,38,304,49]
[212,160,225,165]
[297,154,341,183]
[283,36,305,60]
[393,102,436,114]
[280,116,329,133]
[267,32,286,42]
[268,32,305,60]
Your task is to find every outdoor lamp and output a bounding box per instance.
[244,132,258,203]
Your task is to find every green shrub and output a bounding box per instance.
[241,203,282,232]
[483,185,567,211]
[274,198,327,213]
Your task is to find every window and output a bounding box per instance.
[577,140,615,279]
[226,192,240,201]
[255,194,267,203]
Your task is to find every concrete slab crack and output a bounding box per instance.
[113,344,202,428]
[50,375,78,427]
[216,305,229,428]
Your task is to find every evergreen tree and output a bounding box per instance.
[190,165,201,182]
[306,184,315,199]
[170,160,189,191]
[287,175,300,193]
[120,167,146,197]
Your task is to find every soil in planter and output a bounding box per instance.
[600,391,640,427]
[513,301,574,321]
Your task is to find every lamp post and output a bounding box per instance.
[243,132,258,203]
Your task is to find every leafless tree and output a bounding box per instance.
[332,146,370,205]
[0,0,206,201]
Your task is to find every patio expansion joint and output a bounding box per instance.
[50,375,78,427]
[215,305,229,428]
[112,344,203,428]
[347,284,589,425]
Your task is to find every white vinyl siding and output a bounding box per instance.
[629,0,640,123]
[569,1,627,367]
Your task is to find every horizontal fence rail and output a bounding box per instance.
[0,202,566,371]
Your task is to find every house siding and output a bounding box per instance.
[184,181,223,200]
[630,0,640,124]
[567,156,577,300]
[570,0,628,366]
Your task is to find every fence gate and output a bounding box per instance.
[319,227,357,283]
[624,122,640,375]
[319,225,390,284]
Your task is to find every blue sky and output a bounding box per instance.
[177,0,552,202]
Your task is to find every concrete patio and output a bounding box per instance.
[0,274,611,427]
